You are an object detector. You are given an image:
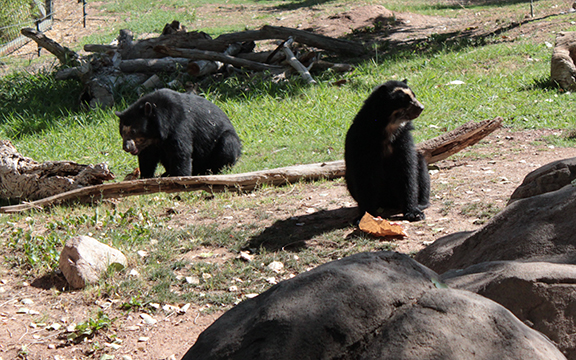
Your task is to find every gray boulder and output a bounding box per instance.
[59,235,127,289]
[509,157,576,204]
[415,184,576,274]
[182,251,564,360]
[443,261,576,359]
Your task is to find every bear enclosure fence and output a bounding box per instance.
[0,0,56,57]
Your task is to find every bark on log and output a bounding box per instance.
[119,57,190,73]
[0,161,345,213]
[95,24,364,60]
[21,28,81,66]
[0,140,114,203]
[0,118,503,213]
[216,25,366,56]
[84,44,116,53]
[282,38,316,84]
[155,45,285,72]
[417,117,503,164]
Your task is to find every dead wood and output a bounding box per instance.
[0,118,503,213]
[0,161,345,213]
[216,25,366,56]
[416,117,503,164]
[84,44,116,53]
[0,140,114,203]
[282,38,316,84]
[154,45,285,72]
[119,57,190,73]
[20,28,81,66]
[118,31,226,59]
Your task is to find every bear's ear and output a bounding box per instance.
[144,102,155,117]
[115,111,122,118]
[402,79,408,84]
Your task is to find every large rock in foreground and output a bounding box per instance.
[509,157,576,204]
[59,235,127,289]
[444,261,576,359]
[182,252,564,360]
[415,184,576,274]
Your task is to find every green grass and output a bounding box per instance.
[1,0,576,310]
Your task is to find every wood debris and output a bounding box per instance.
[21,21,363,108]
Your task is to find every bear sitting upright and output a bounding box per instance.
[344,80,430,222]
[116,89,242,178]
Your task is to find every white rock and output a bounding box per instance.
[179,303,191,314]
[58,236,127,289]
[267,261,284,273]
[21,298,34,305]
[140,313,157,325]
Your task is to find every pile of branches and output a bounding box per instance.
[22,21,365,108]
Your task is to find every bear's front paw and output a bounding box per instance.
[404,210,425,222]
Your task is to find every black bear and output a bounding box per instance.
[344,80,430,222]
[116,89,242,178]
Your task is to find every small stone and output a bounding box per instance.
[148,302,160,310]
[16,308,29,314]
[238,251,254,262]
[137,250,148,258]
[129,269,140,277]
[140,313,157,325]
[105,342,122,350]
[202,273,212,280]
[47,323,62,331]
[138,336,150,342]
[48,344,56,349]
[185,276,200,285]
[228,285,238,292]
[179,303,191,314]
[21,298,34,305]
[267,261,284,273]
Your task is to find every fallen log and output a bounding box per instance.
[0,140,114,203]
[0,161,345,213]
[155,45,285,72]
[0,117,503,213]
[216,25,366,56]
[417,116,503,163]
[20,28,81,66]
[119,57,190,73]
[282,38,316,84]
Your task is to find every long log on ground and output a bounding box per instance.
[0,161,345,213]
[0,117,503,213]
[216,25,366,56]
[21,28,81,66]
[119,57,190,73]
[154,45,285,72]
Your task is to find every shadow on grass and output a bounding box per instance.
[247,206,358,252]
[0,70,85,138]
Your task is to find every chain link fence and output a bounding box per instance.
[0,0,55,56]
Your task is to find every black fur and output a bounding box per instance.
[116,89,242,178]
[344,80,430,222]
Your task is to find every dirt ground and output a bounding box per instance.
[2,1,576,359]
